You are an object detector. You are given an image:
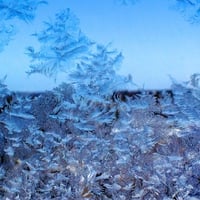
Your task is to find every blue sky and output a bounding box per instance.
[0,0,200,91]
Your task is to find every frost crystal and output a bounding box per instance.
[0,0,47,52]
[0,0,47,22]
[172,0,200,23]
[0,23,15,52]
[51,44,133,131]
[0,74,200,199]
[26,9,93,78]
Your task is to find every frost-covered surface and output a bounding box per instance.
[26,8,93,78]
[1,75,200,199]
[171,0,200,23]
[1,1,200,199]
[0,0,46,52]
[0,0,47,22]
[0,23,15,52]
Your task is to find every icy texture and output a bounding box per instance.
[51,44,133,131]
[26,7,133,132]
[170,73,200,123]
[1,1,200,199]
[0,0,47,22]
[0,23,15,52]
[0,76,13,114]
[26,9,93,78]
[171,0,200,23]
[0,0,47,52]
[1,75,200,199]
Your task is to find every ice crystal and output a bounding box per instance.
[0,0,46,52]
[0,22,15,52]
[171,73,200,123]
[1,81,200,199]
[0,75,8,92]
[68,44,130,101]
[172,0,200,23]
[0,0,47,22]
[51,44,133,131]
[0,76,14,114]
[26,8,93,78]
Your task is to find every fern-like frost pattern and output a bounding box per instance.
[0,0,47,22]
[26,9,93,78]
[1,1,200,199]
[51,44,133,131]
[0,0,47,52]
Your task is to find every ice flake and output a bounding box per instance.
[9,112,35,119]
[4,146,14,156]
